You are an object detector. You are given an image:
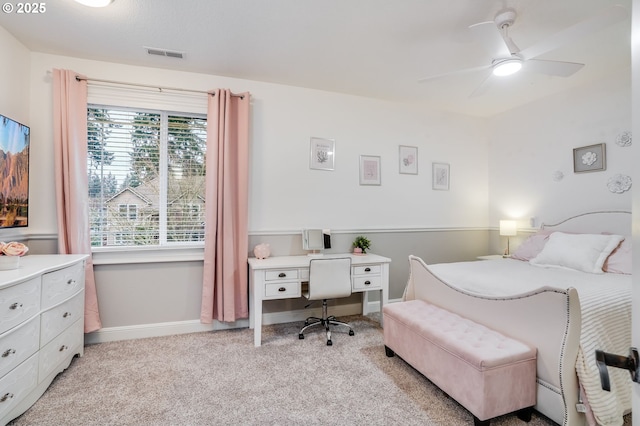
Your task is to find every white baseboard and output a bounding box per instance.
[84,318,249,345]
[85,298,401,345]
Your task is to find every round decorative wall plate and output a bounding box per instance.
[616,131,632,147]
[607,174,632,193]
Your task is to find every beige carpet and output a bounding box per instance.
[7,315,630,425]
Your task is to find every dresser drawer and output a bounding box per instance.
[40,290,84,347]
[352,275,381,291]
[39,319,83,380]
[0,315,39,378]
[264,282,300,299]
[41,262,85,310]
[353,265,381,276]
[0,277,40,335]
[0,352,38,420]
[265,269,298,281]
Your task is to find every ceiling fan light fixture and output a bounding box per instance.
[492,59,522,76]
[74,0,113,7]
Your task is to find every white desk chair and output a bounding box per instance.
[298,257,354,346]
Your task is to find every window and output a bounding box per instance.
[118,204,138,221]
[87,106,207,247]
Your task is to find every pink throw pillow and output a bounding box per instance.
[603,238,631,274]
[511,230,552,261]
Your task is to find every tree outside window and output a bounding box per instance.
[87,106,207,247]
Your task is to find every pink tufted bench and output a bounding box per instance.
[383,299,537,426]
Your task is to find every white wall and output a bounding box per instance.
[20,51,490,337]
[6,22,631,341]
[487,68,632,232]
[28,53,489,238]
[0,26,30,125]
[0,26,31,245]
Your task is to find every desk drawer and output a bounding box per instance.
[353,265,380,276]
[265,269,298,281]
[264,282,300,299]
[352,275,381,291]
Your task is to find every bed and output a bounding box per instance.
[403,211,632,426]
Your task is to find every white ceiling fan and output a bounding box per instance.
[418,4,629,97]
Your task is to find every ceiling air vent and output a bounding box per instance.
[145,47,184,59]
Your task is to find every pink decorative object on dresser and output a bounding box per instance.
[253,243,271,259]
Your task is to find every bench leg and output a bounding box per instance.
[473,416,490,426]
[517,407,533,422]
[384,345,395,357]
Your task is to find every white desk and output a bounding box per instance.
[248,253,391,347]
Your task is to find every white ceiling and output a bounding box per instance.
[0,0,631,117]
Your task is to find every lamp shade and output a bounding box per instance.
[499,220,517,236]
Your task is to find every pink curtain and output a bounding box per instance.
[52,69,102,333]
[201,89,250,323]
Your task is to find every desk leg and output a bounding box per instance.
[380,263,389,327]
[361,291,370,316]
[379,288,385,327]
[249,270,263,347]
[253,304,262,347]
[360,288,385,327]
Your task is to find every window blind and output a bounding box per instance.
[87,105,207,247]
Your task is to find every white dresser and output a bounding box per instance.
[0,255,87,426]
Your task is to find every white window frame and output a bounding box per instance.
[88,103,207,253]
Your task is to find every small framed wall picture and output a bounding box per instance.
[309,137,335,170]
[432,162,450,190]
[399,145,418,174]
[359,155,381,185]
[573,143,606,173]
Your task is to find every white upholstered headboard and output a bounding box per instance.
[541,210,631,236]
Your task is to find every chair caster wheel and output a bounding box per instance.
[299,333,304,339]
[349,330,354,336]
[327,340,333,346]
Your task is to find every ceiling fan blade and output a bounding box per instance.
[468,21,512,58]
[417,64,490,83]
[523,59,585,77]
[519,4,628,60]
[469,73,493,98]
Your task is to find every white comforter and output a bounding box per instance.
[429,258,632,426]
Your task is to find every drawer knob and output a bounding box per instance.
[63,312,72,318]
[364,267,371,272]
[59,345,68,352]
[364,280,371,286]
[278,287,286,292]
[9,302,23,310]
[0,393,14,403]
[2,349,16,358]
[278,272,286,278]
[67,279,74,285]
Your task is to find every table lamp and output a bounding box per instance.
[499,220,517,257]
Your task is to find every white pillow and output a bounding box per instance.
[529,232,625,274]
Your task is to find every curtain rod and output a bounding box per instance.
[74,75,244,98]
